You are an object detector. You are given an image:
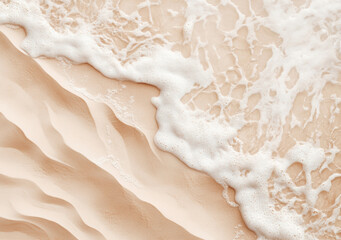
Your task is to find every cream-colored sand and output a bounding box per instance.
[0,26,256,240]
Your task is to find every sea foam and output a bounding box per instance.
[1,0,340,239]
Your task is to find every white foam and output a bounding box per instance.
[1,0,340,239]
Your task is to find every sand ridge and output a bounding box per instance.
[0,27,256,240]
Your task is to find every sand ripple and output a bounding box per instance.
[0,29,256,240]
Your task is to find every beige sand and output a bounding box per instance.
[0,26,256,240]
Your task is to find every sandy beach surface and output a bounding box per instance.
[0,26,256,240]
[0,0,340,239]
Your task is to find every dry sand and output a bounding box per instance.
[0,26,256,240]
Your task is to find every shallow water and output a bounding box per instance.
[0,0,340,239]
